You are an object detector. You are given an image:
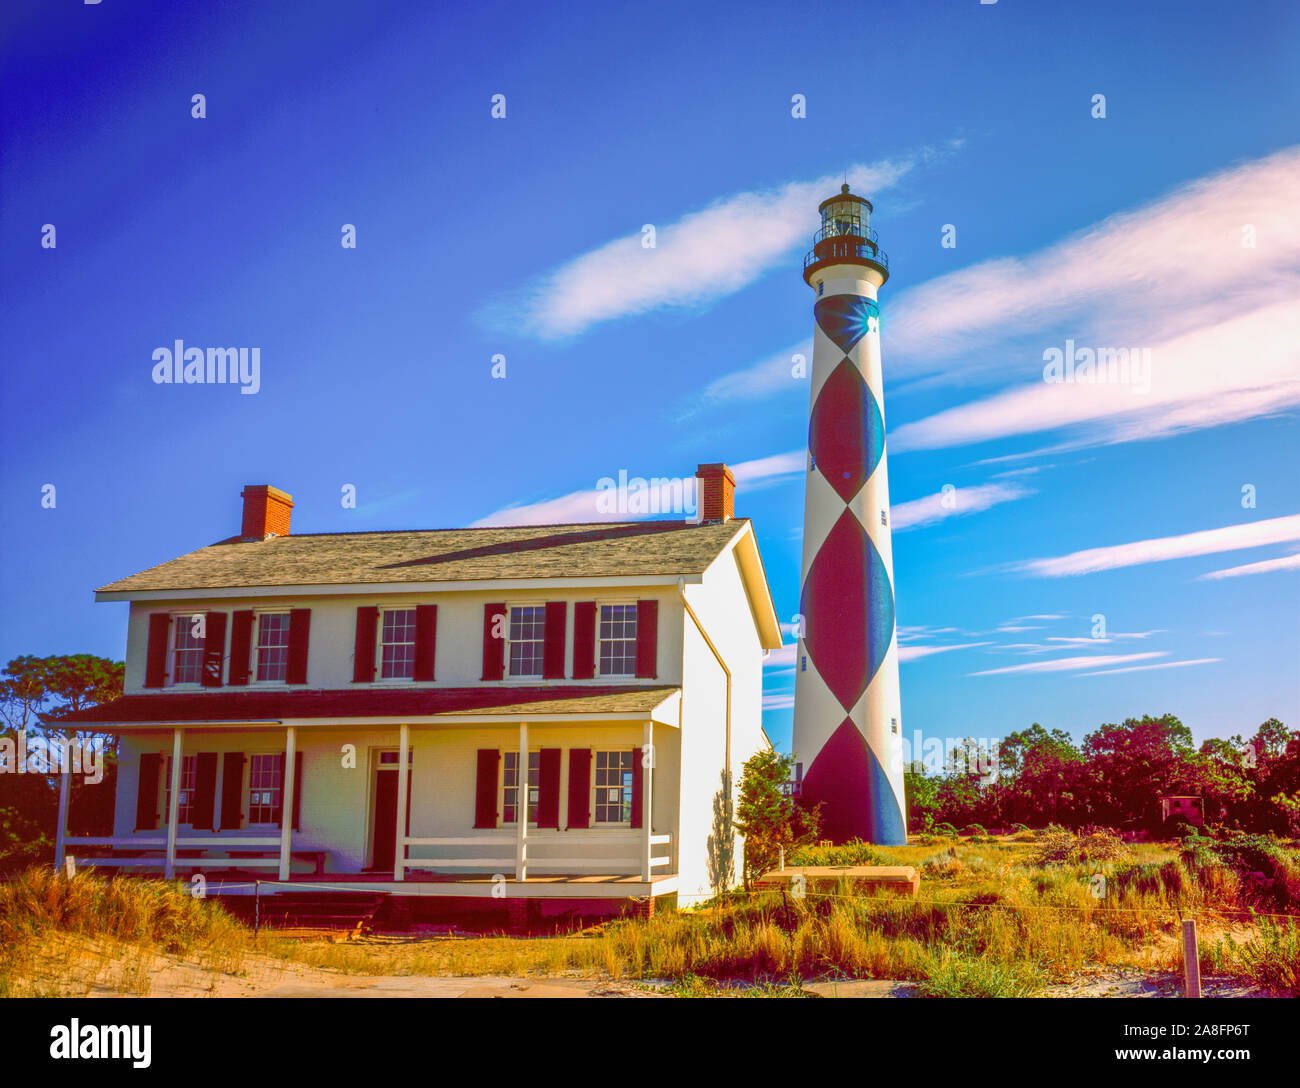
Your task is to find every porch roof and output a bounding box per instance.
[50,684,681,728]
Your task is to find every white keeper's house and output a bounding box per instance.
[56,465,781,926]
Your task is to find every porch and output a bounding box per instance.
[57,689,683,895]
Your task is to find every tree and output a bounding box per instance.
[1082,714,1193,828]
[904,768,939,831]
[734,750,820,890]
[0,654,124,869]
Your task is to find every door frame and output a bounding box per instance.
[367,747,413,871]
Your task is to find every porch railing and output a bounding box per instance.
[402,831,673,880]
[63,835,287,869]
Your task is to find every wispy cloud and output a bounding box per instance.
[884,146,1300,455]
[969,652,1167,676]
[762,693,796,711]
[683,339,812,417]
[891,300,1300,455]
[886,145,1300,367]
[472,450,804,527]
[1078,658,1221,677]
[899,641,993,662]
[1007,514,1300,578]
[765,643,798,670]
[501,159,915,340]
[891,482,1033,531]
[1197,552,1300,580]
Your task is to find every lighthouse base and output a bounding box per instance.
[801,718,907,845]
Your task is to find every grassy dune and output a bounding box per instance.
[2,833,1297,997]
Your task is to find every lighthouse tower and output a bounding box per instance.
[792,185,907,845]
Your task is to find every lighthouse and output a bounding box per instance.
[792,184,907,845]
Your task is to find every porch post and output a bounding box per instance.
[641,720,653,881]
[393,723,409,882]
[54,737,71,872]
[278,725,296,880]
[515,721,528,882]
[164,728,182,879]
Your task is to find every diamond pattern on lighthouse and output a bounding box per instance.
[814,294,879,353]
[808,357,886,503]
[800,507,896,712]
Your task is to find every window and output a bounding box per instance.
[248,754,281,824]
[598,604,637,677]
[163,754,197,824]
[256,612,291,682]
[502,751,539,824]
[380,608,417,679]
[593,749,634,824]
[507,605,546,678]
[172,616,204,684]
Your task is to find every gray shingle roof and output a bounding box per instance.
[97,520,748,593]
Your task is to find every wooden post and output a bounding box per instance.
[641,720,653,881]
[278,726,296,881]
[164,728,183,879]
[515,722,528,882]
[54,742,71,873]
[393,723,409,882]
[1182,918,1201,998]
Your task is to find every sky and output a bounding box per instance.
[2,0,1298,758]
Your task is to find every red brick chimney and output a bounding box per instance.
[696,463,735,522]
[241,485,293,539]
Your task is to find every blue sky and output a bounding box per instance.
[2,0,1298,756]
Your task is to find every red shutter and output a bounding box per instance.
[201,613,226,688]
[414,604,438,681]
[635,600,659,678]
[630,748,644,829]
[543,601,566,680]
[572,602,596,679]
[228,611,254,685]
[353,606,378,683]
[287,609,311,684]
[135,752,161,829]
[274,753,286,827]
[473,749,499,828]
[144,614,170,688]
[566,748,591,830]
[219,752,244,830]
[291,751,304,831]
[192,752,219,830]
[537,748,561,829]
[481,603,506,681]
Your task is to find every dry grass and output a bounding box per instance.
[3,833,1297,998]
[0,867,254,997]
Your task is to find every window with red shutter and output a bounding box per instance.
[473,749,499,827]
[572,601,596,679]
[353,606,378,683]
[635,599,659,678]
[287,609,311,684]
[481,603,506,681]
[201,613,226,687]
[567,748,591,830]
[543,601,566,679]
[413,604,438,681]
[228,611,254,685]
[144,615,170,688]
